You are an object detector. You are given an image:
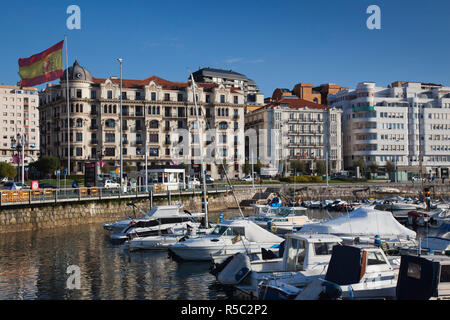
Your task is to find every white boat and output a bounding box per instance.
[216,233,342,298]
[249,206,314,234]
[168,219,284,261]
[104,205,205,244]
[299,206,417,250]
[259,245,399,300]
[429,209,450,228]
[126,225,215,251]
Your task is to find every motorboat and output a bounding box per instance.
[126,224,215,251]
[429,209,450,228]
[104,205,205,244]
[396,254,450,300]
[168,219,284,261]
[213,233,342,299]
[249,207,315,234]
[259,245,399,300]
[299,206,417,251]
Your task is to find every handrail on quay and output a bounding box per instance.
[0,184,230,207]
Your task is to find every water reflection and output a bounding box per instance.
[0,207,430,300]
[0,224,226,300]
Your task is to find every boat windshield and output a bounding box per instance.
[211,225,233,236]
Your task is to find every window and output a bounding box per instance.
[219,122,228,130]
[107,90,112,99]
[367,251,387,265]
[164,93,170,101]
[105,119,115,128]
[407,262,421,280]
[314,243,335,255]
[105,148,115,156]
[220,95,225,103]
[233,96,238,104]
[149,134,159,143]
[149,120,159,129]
[76,147,82,156]
[76,89,82,98]
[91,90,96,99]
[441,265,450,283]
[76,133,82,142]
[177,93,183,102]
[105,133,115,142]
[149,148,159,156]
[151,92,156,101]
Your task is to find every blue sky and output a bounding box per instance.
[1,0,449,96]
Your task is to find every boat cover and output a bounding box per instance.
[299,206,416,238]
[396,255,440,300]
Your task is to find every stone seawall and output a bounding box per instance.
[0,184,449,234]
[0,188,261,234]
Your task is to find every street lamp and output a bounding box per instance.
[118,58,123,192]
[11,134,25,186]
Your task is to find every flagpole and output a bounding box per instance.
[65,35,71,175]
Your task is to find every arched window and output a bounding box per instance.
[219,122,228,130]
[149,120,159,129]
[76,118,83,127]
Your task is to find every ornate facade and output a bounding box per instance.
[39,61,247,179]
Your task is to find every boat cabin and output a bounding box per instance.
[281,234,342,272]
[396,255,450,300]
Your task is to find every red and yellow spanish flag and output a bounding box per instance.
[18,40,64,87]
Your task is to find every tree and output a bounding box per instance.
[385,160,395,174]
[31,156,60,175]
[290,160,306,174]
[124,163,134,173]
[315,160,326,176]
[101,162,110,174]
[368,161,378,174]
[0,162,17,179]
[352,159,366,176]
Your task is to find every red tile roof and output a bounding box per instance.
[267,98,329,110]
[92,76,219,91]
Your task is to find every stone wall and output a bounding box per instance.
[0,187,261,234]
[1,184,448,234]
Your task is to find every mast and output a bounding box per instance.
[64,35,70,175]
[190,74,208,227]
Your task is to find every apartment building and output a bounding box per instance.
[39,61,248,179]
[245,97,343,173]
[0,85,40,165]
[191,67,264,108]
[328,81,450,178]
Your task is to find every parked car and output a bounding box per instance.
[412,176,425,181]
[1,177,9,183]
[240,175,254,182]
[188,177,200,186]
[2,182,28,190]
[102,179,120,189]
[205,175,214,184]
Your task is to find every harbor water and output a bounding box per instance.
[0,207,430,300]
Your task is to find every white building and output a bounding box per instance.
[245,97,343,173]
[328,81,450,178]
[0,85,40,165]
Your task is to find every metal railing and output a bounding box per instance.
[0,184,230,207]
